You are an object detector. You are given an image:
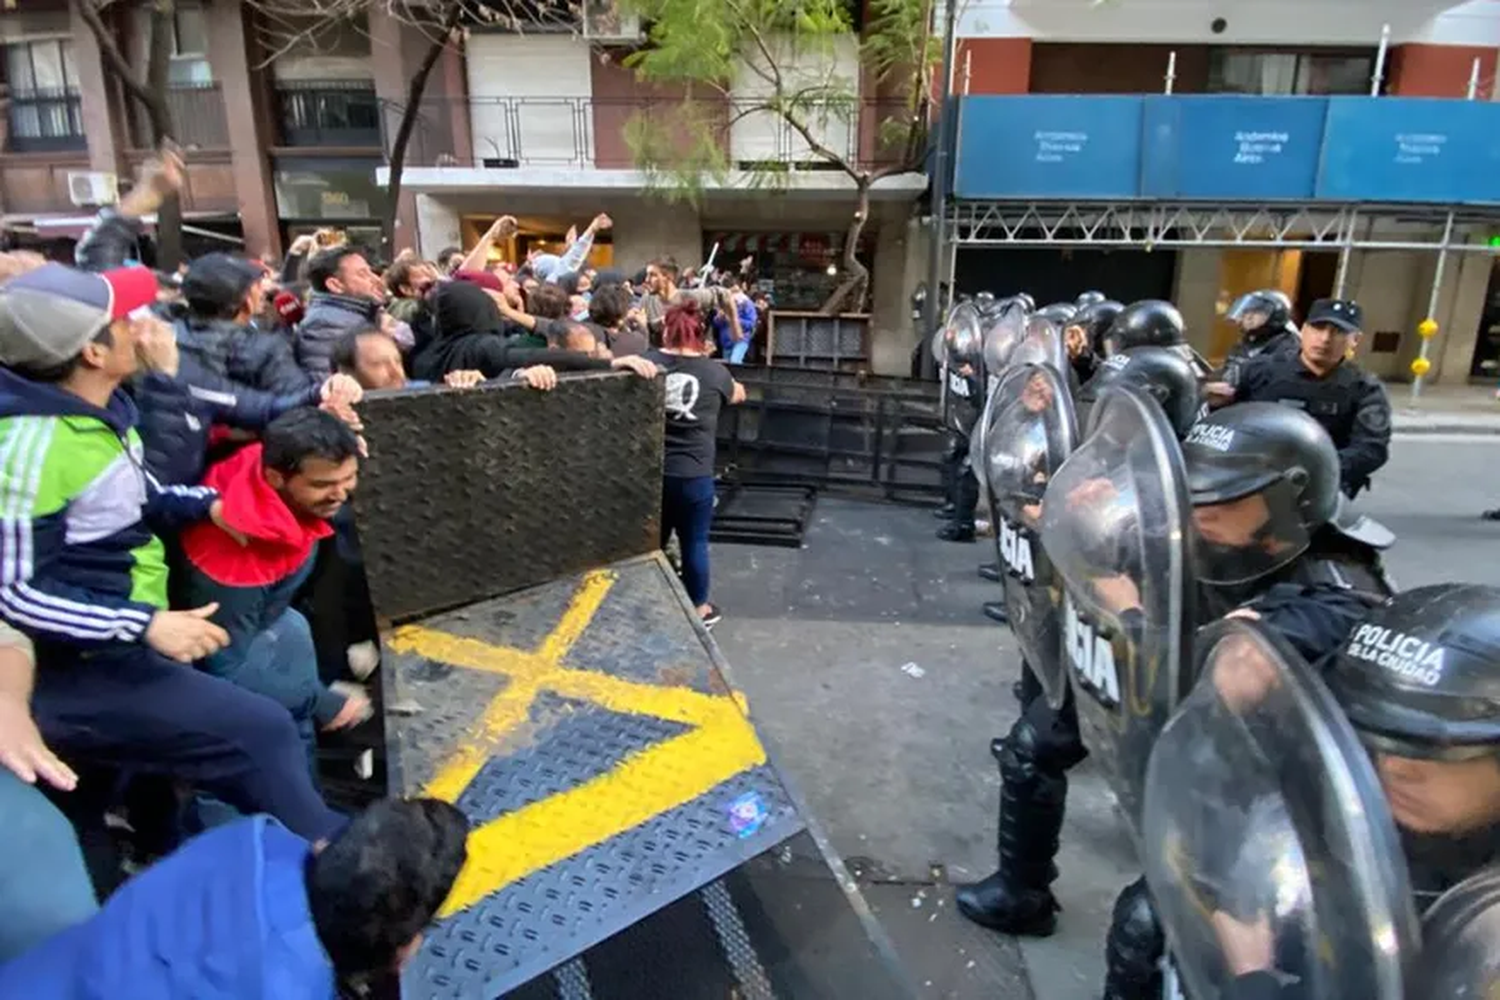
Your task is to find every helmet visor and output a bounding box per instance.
[1192,477,1312,586]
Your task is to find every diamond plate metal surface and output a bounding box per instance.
[388,556,813,999]
[352,374,663,621]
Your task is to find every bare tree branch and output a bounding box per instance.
[71,0,157,111]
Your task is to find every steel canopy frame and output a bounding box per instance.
[947,201,1500,253]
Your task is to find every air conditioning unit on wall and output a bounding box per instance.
[66,171,118,208]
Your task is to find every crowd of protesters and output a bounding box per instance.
[0,148,751,997]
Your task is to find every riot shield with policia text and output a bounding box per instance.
[973,309,1059,509]
[1038,381,1197,834]
[936,300,986,435]
[1144,620,1419,1000]
[981,357,1077,709]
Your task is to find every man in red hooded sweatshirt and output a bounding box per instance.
[180,408,369,759]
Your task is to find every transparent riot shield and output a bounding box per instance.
[972,311,1058,510]
[1416,866,1500,998]
[1038,382,1196,832]
[940,301,986,435]
[982,362,1077,708]
[1144,620,1419,1000]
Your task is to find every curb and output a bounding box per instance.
[1393,418,1500,436]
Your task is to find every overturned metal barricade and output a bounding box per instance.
[716,365,945,504]
[352,373,914,1000]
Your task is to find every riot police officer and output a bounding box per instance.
[1207,289,1300,402]
[956,346,1207,938]
[1096,403,1394,1000]
[1186,584,1500,1000]
[1101,299,1214,379]
[1227,298,1392,499]
[1063,300,1123,385]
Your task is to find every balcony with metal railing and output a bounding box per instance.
[128,83,231,151]
[6,88,85,153]
[395,95,922,175]
[275,80,382,148]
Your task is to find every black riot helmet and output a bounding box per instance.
[1101,300,1187,356]
[1075,290,1107,310]
[1036,302,1078,324]
[1078,347,1204,440]
[1226,289,1292,336]
[1328,584,1500,761]
[1071,300,1125,357]
[1181,402,1341,585]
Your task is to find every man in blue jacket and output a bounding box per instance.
[0,263,343,841]
[0,798,470,999]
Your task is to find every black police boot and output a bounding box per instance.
[934,502,957,520]
[1099,876,1165,1000]
[937,523,976,542]
[978,562,1002,583]
[983,601,1009,624]
[954,739,1068,936]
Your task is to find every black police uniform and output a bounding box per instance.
[1235,300,1392,499]
[939,361,987,539]
[1236,359,1391,500]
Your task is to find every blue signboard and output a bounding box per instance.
[1141,96,1328,200]
[954,96,1144,199]
[1317,97,1500,204]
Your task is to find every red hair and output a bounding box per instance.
[662,299,709,352]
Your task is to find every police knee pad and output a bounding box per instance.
[996,706,1087,774]
[1106,876,1165,970]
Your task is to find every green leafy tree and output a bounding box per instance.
[621,0,936,313]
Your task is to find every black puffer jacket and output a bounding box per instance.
[132,320,323,485]
[175,316,312,396]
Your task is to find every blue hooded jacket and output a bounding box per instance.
[0,816,336,999]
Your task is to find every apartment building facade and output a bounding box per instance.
[943,0,1500,387]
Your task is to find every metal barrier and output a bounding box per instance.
[716,365,946,503]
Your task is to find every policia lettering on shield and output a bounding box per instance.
[1148,585,1500,1000]
[1207,298,1392,500]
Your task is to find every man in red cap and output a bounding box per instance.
[0,262,343,843]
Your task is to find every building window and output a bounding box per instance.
[168,4,212,85]
[1209,50,1375,96]
[3,38,84,152]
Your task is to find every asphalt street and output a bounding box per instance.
[709,432,1500,1000]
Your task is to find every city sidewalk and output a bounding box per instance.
[1388,381,1500,435]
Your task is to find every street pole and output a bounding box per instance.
[1333,209,1357,297]
[1411,211,1456,400]
[1370,24,1390,96]
[920,0,960,379]
[1165,51,1177,94]
[1469,57,1482,100]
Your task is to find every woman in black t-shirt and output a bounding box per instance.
[645,301,745,628]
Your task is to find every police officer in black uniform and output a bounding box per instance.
[1208,583,1500,999]
[1228,298,1392,499]
[955,345,1207,936]
[1096,402,1395,1000]
[936,298,1003,542]
[1063,300,1124,386]
[1207,289,1300,403]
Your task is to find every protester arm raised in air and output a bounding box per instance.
[1338,379,1392,499]
[458,215,518,275]
[74,146,184,272]
[555,214,611,276]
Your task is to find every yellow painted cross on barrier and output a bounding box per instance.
[387,568,768,918]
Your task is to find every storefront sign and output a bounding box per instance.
[1141,96,1327,200]
[955,96,1144,199]
[1317,97,1500,204]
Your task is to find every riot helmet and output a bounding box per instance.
[1075,290,1107,310]
[1181,403,1340,586]
[1226,289,1292,337]
[1036,302,1078,324]
[974,290,997,309]
[932,299,984,366]
[1070,300,1125,358]
[1077,347,1204,440]
[1014,292,1037,313]
[1101,300,1187,357]
[1329,585,1500,763]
